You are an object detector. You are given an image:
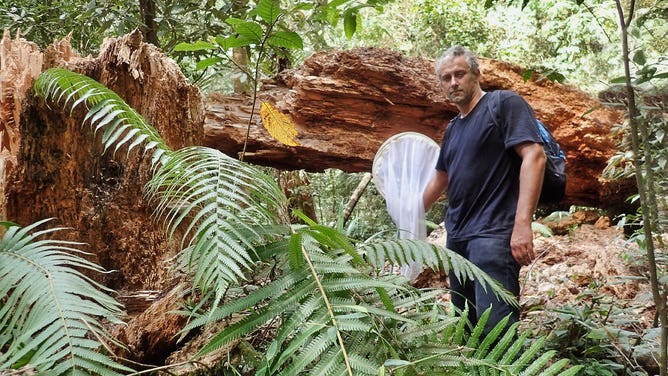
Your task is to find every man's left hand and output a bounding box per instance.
[511,224,535,266]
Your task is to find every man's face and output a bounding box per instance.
[437,56,479,105]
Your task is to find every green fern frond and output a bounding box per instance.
[391,307,583,376]
[321,275,408,293]
[191,228,425,375]
[297,221,365,266]
[0,219,132,375]
[361,239,517,306]
[182,268,312,332]
[465,307,494,351]
[34,68,170,165]
[146,146,289,293]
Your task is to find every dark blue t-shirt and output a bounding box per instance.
[435,91,541,241]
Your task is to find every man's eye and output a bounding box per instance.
[455,72,466,79]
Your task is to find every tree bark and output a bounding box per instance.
[139,0,160,46]
[1,29,203,291]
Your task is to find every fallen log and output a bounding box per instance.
[204,47,631,210]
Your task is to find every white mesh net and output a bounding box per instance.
[372,132,440,279]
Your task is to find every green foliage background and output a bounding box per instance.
[1,0,665,94]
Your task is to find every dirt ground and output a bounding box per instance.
[417,211,658,345]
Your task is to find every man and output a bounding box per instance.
[422,45,546,334]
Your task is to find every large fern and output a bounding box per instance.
[34,68,289,305]
[145,145,290,301]
[181,224,418,375]
[181,221,582,376]
[0,219,132,375]
[387,307,584,376]
[359,238,517,306]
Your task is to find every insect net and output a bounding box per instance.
[372,132,440,279]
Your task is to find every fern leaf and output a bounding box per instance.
[195,275,318,356]
[361,239,517,306]
[301,224,365,265]
[146,146,289,295]
[347,353,380,375]
[0,219,132,375]
[281,332,338,374]
[518,350,559,375]
[473,315,513,359]
[485,322,521,363]
[268,298,327,361]
[34,68,170,167]
[183,268,312,332]
[260,102,300,146]
[500,330,531,365]
[322,275,409,293]
[509,336,548,373]
[544,364,584,376]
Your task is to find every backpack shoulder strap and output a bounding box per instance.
[486,90,503,128]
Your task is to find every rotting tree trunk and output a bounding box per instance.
[1,30,203,291]
[1,29,204,364]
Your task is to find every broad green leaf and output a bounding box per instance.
[546,71,565,83]
[195,56,224,71]
[215,35,255,49]
[343,9,357,40]
[609,76,628,84]
[226,18,263,42]
[384,359,413,367]
[267,31,304,50]
[172,40,215,52]
[632,50,647,65]
[257,0,282,24]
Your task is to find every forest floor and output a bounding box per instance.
[416,213,661,374]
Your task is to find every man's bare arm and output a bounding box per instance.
[423,170,448,211]
[511,142,546,266]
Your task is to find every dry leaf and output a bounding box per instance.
[260,102,299,146]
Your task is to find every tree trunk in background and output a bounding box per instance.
[232,0,251,94]
[343,172,372,225]
[233,46,250,94]
[139,0,159,46]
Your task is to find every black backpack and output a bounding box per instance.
[487,90,566,204]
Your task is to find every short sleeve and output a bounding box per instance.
[498,92,542,149]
